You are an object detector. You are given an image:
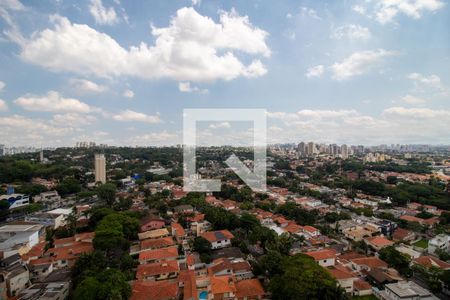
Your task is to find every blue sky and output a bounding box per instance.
[0,0,449,146]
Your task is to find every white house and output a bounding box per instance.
[201,230,234,250]
[428,234,449,255]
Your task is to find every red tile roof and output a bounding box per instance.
[201,230,234,243]
[235,279,265,299]
[139,246,178,262]
[305,249,337,261]
[327,267,355,280]
[171,223,186,237]
[365,236,394,248]
[414,256,450,269]
[351,257,388,269]
[140,236,175,250]
[211,276,236,295]
[354,279,372,291]
[130,280,178,300]
[136,260,179,279]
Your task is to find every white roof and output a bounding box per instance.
[47,208,72,215]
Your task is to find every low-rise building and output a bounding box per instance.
[375,281,439,300]
[428,234,449,255]
[201,230,234,250]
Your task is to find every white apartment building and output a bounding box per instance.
[95,153,106,184]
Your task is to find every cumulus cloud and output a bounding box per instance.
[122,89,134,98]
[305,65,324,78]
[89,0,118,25]
[178,82,209,94]
[331,49,396,80]
[0,99,8,111]
[18,8,270,82]
[330,24,371,40]
[69,78,107,94]
[0,114,77,146]
[113,109,162,123]
[0,81,5,91]
[14,91,93,113]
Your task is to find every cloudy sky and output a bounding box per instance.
[0,0,449,147]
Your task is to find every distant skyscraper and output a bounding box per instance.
[297,142,306,156]
[95,154,106,184]
[39,150,44,162]
[307,142,315,156]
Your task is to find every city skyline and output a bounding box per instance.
[0,0,449,147]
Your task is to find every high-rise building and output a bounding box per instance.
[95,154,106,184]
[297,142,306,156]
[341,144,349,159]
[307,142,315,156]
[39,150,44,162]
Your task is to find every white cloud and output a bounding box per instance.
[113,109,162,123]
[89,0,118,25]
[14,91,92,113]
[401,94,427,104]
[330,24,371,40]
[51,113,97,126]
[209,122,231,129]
[331,49,396,80]
[18,8,270,82]
[126,131,179,146]
[0,99,8,111]
[383,106,450,118]
[0,114,76,146]
[69,78,107,93]
[356,0,445,24]
[300,7,321,20]
[0,0,25,11]
[123,89,134,98]
[352,5,366,15]
[306,65,324,78]
[178,82,209,94]
[407,72,441,87]
[267,107,450,144]
[191,0,201,6]
[0,81,5,92]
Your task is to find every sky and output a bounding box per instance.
[0,0,449,147]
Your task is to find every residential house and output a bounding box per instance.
[428,234,449,255]
[375,281,439,300]
[413,256,450,270]
[136,260,179,281]
[140,215,165,232]
[138,246,178,264]
[201,230,234,250]
[130,280,179,300]
[235,278,265,300]
[364,236,394,252]
[305,249,337,267]
[392,228,416,242]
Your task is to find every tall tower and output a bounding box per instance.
[39,150,44,162]
[95,154,106,184]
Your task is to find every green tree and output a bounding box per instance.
[96,183,117,206]
[379,246,412,277]
[269,254,347,300]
